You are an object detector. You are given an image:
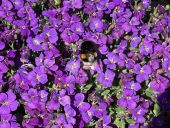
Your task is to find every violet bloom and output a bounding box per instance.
[61,29,79,43]
[102,115,112,128]
[132,105,147,123]
[43,28,58,44]
[55,113,73,128]
[0,114,20,128]
[139,41,153,55]
[124,81,141,91]
[44,58,58,72]
[58,89,71,107]
[14,73,29,90]
[0,62,8,74]
[162,59,170,78]
[46,97,60,112]
[27,35,43,51]
[151,112,170,128]
[65,60,80,74]
[0,41,5,50]
[0,90,18,114]
[149,75,169,93]
[142,0,151,9]
[74,93,90,111]
[11,0,23,10]
[97,69,115,88]
[64,105,76,125]
[118,89,139,110]
[13,19,30,37]
[134,64,151,83]
[158,90,170,110]
[71,22,84,35]
[90,18,103,32]
[130,36,141,47]
[94,102,108,118]
[75,69,88,85]
[72,0,82,9]
[28,67,48,86]
[81,106,94,123]
[103,52,117,70]
[39,90,48,102]
[21,88,39,109]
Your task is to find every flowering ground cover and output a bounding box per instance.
[0,0,170,128]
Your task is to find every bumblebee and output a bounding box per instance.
[80,41,98,70]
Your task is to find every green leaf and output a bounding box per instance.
[126,118,135,125]
[54,0,61,5]
[153,103,160,116]
[83,84,93,91]
[114,118,126,128]
[145,88,154,97]
[101,89,110,96]
[115,107,125,114]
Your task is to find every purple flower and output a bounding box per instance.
[46,98,60,112]
[139,40,153,55]
[72,0,82,9]
[0,62,8,74]
[81,106,94,123]
[71,22,84,35]
[64,105,76,125]
[61,29,79,43]
[0,41,5,50]
[14,73,29,90]
[65,60,80,74]
[21,88,39,109]
[0,90,18,114]
[11,0,23,10]
[103,52,117,69]
[132,105,147,123]
[43,28,58,44]
[97,69,115,88]
[162,59,170,78]
[75,69,88,84]
[130,36,141,47]
[102,115,112,128]
[124,81,141,91]
[94,102,107,118]
[27,35,43,51]
[90,18,103,32]
[158,90,170,110]
[39,90,48,102]
[57,89,71,107]
[28,67,48,86]
[118,89,139,110]
[74,93,90,111]
[58,95,71,107]
[0,0,13,11]
[142,0,151,9]
[134,64,151,83]
[149,75,169,93]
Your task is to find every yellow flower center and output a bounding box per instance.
[140,68,144,73]
[94,22,99,28]
[36,74,40,81]
[137,109,142,115]
[70,64,76,69]
[2,101,9,105]
[76,27,81,32]
[33,39,40,45]
[105,76,109,80]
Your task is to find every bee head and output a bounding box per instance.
[80,41,98,63]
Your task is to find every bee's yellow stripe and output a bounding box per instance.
[94,52,97,57]
[81,54,87,59]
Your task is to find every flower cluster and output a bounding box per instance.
[0,0,170,128]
